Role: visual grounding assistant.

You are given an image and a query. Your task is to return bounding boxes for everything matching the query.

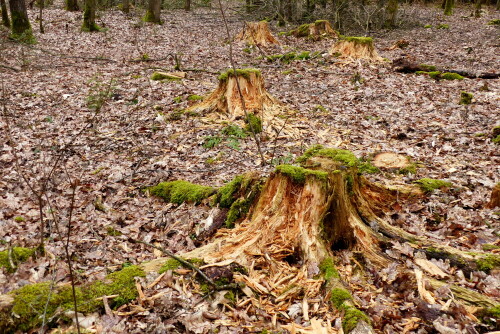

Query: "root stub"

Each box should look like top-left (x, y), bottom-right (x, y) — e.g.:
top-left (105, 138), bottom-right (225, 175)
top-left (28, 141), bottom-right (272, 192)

top-left (235, 21), bottom-right (280, 47)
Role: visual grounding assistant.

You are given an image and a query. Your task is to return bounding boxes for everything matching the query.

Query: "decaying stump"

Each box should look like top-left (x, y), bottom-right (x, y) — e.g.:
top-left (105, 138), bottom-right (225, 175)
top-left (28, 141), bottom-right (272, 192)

top-left (487, 183), bottom-right (500, 208)
top-left (329, 36), bottom-right (384, 62)
top-left (2, 146), bottom-right (498, 333)
top-left (235, 21), bottom-right (280, 46)
top-left (186, 68), bottom-right (284, 127)
top-left (290, 20), bottom-right (338, 40)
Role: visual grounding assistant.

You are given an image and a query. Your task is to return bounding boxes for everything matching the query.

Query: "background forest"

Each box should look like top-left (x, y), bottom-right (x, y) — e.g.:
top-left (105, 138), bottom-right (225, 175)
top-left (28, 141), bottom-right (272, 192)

top-left (0, 0), bottom-right (499, 332)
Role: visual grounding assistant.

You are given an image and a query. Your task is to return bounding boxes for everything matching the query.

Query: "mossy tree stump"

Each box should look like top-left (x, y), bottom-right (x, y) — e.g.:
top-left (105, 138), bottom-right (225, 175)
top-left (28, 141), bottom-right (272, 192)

top-left (186, 68), bottom-right (284, 128)
top-left (329, 36), bottom-right (384, 62)
top-left (235, 21), bottom-right (280, 47)
top-left (290, 20), bottom-right (338, 40)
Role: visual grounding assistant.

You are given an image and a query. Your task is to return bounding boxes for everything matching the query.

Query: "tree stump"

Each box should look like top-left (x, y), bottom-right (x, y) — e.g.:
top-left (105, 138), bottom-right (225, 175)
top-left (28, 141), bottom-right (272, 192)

top-left (329, 37), bottom-right (384, 62)
top-left (290, 20), bottom-right (338, 40)
top-left (486, 183), bottom-right (500, 209)
top-left (186, 68), bottom-right (283, 126)
top-left (235, 21), bottom-right (280, 47)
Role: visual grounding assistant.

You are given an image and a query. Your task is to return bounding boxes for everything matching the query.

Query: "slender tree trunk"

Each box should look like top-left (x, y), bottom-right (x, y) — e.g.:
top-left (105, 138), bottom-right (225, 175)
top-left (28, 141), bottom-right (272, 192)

top-left (184, 0), bottom-right (190, 11)
top-left (474, 0), bottom-right (484, 17)
top-left (38, 0), bottom-right (43, 33)
top-left (1, 0), bottom-right (10, 27)
top-left (82, 0), bottom-right (99, 31)
top-left (444, 0), bottom-right (453, 15)
top-left (143, 0), bottom-right (160, 23)
top-left (8, 0), bottom-right (32, 35)
top-left (384, 0), bottom-right (398, 28)
top-left (122, 0), bottom-right (129, 13)
top-left (65, 0), bottom-right (79, 11)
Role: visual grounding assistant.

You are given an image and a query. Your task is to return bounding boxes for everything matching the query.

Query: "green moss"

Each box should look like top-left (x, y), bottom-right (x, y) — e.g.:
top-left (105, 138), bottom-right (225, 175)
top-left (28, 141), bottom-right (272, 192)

top-left (441, 72), bottom-right (464, 80)
top-left (320, 258), bottom-right (340, 281)
top-left (225, 198), bottom-right (249, 228)
top-left (418, 64), bottom-right (436, 71)
top-left (245, 113), bottom-right (262, 133)
top-left (493, 135), bottom-right (500, 144)
top-left (341, 36), bottom-right (373, 44)
top-left (266, 51), bottom-right (312, 64)
top-left (459, 91), bottom-right (473, 105)
top-left (173, 96), bottom-right (183, 103)
top-left (216, 175), bottom-right (245, 208)
top-left (297, 145), bottom-right (357, 166)
top-left (398, 163), bottom-right (417, 175)
top-left (158, 258), bottom-right (182, 273)
top-left (7, 266), bottom-right (144, 332)
top-left (291, 23), bottom-right (311, 37)
top-left (342, 306), bottom-right (370, 333)
top-left (476, 254), bottom-right (500, 273)
top-left (0, 247), bottom-right (36, 272)
top-left (492, 126), bottom-right (500, 138)
top-left (151, 72), bottom-right (182, 81)
top-left (13, 216), bottom-right (25, 222)
top-left (275, 165), bottom-right (328, 184)
top-left (10, 28), bottom-right (36, 44)
top-left (330, 288), bottom-right (352, 309)
top-left (142, 10), bottom-right (161, 24)
top-left (437, 23), bottom-right (449, 29)
top-left (428, 71), bottom-right (442, 80)
top-left (217, 68), bottom-right (261, 82)
top-left (149, 180), bottom-right (215, 204)
top-left (424, 24), bottom-right (432, 28)
top-left (415, 178), bottom-right (452, 192)
top-left (487, 19), bottom-right (500, 25)
top-left (106, 227), bottom-right (122, 236)
top-left (187, 94), bottom-right (203, 101)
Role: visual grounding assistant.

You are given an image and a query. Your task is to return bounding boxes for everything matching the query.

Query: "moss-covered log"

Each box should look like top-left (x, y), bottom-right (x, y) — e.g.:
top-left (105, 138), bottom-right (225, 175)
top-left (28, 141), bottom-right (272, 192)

top-left (235, 21), bottom-right (279, 46)
top-left (329, 36), bottom-right (384, 62)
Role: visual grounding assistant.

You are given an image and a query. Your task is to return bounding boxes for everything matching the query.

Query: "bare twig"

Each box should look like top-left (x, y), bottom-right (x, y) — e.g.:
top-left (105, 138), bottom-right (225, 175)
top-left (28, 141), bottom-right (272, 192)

top-left (216, 0), bottom-right (266, 166)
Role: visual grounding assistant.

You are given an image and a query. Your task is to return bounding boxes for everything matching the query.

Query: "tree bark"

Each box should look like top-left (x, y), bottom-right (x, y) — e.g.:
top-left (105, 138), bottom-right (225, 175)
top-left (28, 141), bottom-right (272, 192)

top-left (82, 0), bottom-right (99, 31)
top-left (143, 0), bottom-right (161, 23)
top-left (8, 0), bottom-right (31, 35)
top-left (444, 0), bottom-right (454, 15)
top-left (65, 0), bottom-right (78, 11)
top-left (184, 0), bottom-right (190, 11)
top-left (1, 0), bottom-right (10, 27)
top-left (384, 0), bottom-right (398, 28)
top-left (121, 0), bottom-right (129, 13)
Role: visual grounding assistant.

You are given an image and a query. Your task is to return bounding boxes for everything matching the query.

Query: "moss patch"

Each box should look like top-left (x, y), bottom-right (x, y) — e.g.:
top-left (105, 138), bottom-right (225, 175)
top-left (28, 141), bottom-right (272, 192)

top-left (217, 68), bottom-right (261, 82)
top-left (415, 178), bottom-right (452, 192)
top-left (216, 175), bottom-right (245, 208)
top-left (151, 72), bottom-right (182, 81)
top-left (187, 94), bottom-right (203, 101)
top-left (487, 19), bottom-right (500, 25)
top-left (441, 72), bottom-right (464, 80)
top-left (341, 36), bottom-right (373, 44)
top-left (459, 91), bottom-right (473, 105)
top-left (482, 244), bottom-right (500, 251)
top-left (476, 254), bottom-right (500, 273)
top-left (149, 180), bottom-right (215, 204)
top-left (319, 257), bottom-right (340, 281)
top-left (330, 288), bottom-right (352, 309)
top-left (275, 165), bottom-right (328, 184)
top-left (418, 64), bottom-right (436, 71)
top-left (6, 266), bottom-right (144, 332)
top-left (342, 306), bottom-right (371, 333)
top-left (297, 145), bottom-right (378, 174)
top-left (0, 247), bottom-right (36, 272)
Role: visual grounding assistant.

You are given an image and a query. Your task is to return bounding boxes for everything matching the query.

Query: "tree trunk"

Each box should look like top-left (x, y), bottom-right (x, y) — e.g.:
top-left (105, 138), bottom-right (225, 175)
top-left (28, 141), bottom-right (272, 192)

top-left (122, 0), bottom-right (129, 13)
top-left (65, 0), bottom-right (78, 11)
top-left (184, 0), bottom-right (190, 11)
top-left (384, 0), bottom-right (398, 28)
top-left (8, 0), bottom-right (32, 36)
top-left (81, 0), bottom-right (99, 31)
top-left (1, 0), bottom-right (10, 28)
top-left (143, 0), bottom-right (161, 23)
top-left (444, 0), bottom-right (453, 15)
top-left (474, 0), bottom-right (484, 17)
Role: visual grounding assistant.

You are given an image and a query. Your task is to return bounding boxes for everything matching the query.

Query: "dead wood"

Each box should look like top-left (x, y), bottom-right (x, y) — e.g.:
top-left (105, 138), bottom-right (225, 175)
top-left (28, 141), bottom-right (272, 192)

top-left (290, 20), bottom-right (338, 41)
top-left (329, 37), bottom-right (384, 62)
top-left (235, 21), bottom-right (280, 47)
top-left (486, 183), bottom-right (500, 209)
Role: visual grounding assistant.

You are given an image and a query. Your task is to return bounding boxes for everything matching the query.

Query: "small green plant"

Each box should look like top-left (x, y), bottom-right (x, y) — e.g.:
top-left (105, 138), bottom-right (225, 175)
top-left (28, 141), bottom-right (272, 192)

top-left (203, 136), bottom-right (223, 149)
top-left (487, 19), bottom-right (500, 25)
top-left (106, 227), bottom-right (122, 236)
top-left (86, 76), bottom-right (116, 111)
top-left (173, 96), bottom-right (183, 103)
top-left (187, 94), bottom-right (203, 101)
top-left (141, 53), bottom-right (150, 60)
top-left (351, 72), bottom-right (364, 85)
top-left (245, 113), bottom-right (262, 133)
top-left (14, 216), bottom-right (25, 222)
top-left (437, 24), bottom-right (449, 29)
top-left (424, 24), bottom-right (432, 28)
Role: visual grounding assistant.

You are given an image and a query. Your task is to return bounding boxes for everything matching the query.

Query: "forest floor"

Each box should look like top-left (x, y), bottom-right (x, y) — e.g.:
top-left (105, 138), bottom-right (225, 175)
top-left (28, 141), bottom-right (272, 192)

top-left (0, 1), bottom-right (499, 333)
